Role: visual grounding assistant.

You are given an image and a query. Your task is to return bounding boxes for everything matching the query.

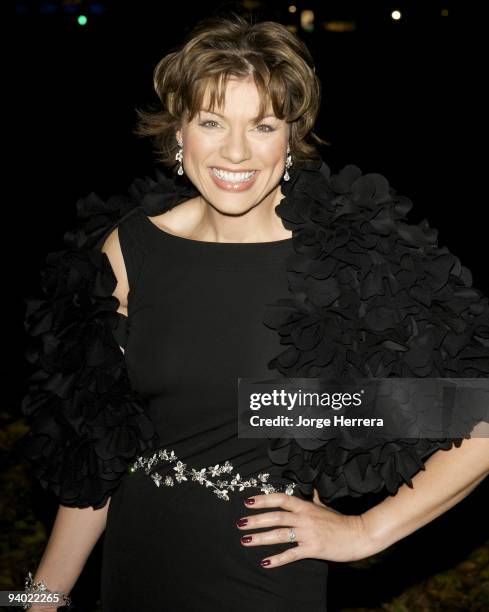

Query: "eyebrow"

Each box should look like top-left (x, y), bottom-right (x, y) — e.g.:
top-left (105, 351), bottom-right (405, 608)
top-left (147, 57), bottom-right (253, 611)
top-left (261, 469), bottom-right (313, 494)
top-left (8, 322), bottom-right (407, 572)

top-left (200, 110), bottom-right (276, 120)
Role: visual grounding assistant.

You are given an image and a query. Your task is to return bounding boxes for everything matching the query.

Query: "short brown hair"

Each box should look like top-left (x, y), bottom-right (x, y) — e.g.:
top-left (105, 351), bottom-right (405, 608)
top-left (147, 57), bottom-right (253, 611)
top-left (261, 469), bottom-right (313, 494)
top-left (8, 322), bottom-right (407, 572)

top-left (133, 13), bottom-right (330, 172)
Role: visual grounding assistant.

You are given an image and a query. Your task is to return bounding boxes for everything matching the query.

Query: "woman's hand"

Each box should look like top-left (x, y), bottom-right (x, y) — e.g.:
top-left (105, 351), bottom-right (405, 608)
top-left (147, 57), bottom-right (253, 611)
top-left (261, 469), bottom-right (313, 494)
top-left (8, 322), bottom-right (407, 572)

top-left (236, 489), bottom-right (378, 568)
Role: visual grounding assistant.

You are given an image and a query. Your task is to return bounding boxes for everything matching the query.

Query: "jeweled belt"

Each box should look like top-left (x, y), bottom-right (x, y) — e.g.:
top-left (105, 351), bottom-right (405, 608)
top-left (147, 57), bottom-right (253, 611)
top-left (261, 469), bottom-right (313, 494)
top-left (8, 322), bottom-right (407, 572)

top-left (129, 448), bottom-right (298, 501)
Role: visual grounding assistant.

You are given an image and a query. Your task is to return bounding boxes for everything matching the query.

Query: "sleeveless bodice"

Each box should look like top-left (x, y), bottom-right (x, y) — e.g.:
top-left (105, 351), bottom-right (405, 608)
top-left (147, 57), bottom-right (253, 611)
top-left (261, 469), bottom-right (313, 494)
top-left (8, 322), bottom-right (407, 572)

top-left (118, 206), bottom-right (295, 475)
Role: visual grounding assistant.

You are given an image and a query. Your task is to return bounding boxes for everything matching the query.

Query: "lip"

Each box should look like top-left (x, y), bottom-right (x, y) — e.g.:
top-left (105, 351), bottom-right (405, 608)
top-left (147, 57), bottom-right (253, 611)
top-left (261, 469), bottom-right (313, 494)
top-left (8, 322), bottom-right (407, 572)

top-left (210, 166), bottom-right (258, 172)
top-left (209, 167), bottom-right (259, 192)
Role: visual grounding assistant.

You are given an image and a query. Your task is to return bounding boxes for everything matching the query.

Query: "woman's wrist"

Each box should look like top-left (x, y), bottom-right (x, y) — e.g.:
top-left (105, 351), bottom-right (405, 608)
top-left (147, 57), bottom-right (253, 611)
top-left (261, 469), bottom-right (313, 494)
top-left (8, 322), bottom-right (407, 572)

top-left (23, 572), bottom-right (72, 610)
top-left (357, 512), bottom-right (390, 559)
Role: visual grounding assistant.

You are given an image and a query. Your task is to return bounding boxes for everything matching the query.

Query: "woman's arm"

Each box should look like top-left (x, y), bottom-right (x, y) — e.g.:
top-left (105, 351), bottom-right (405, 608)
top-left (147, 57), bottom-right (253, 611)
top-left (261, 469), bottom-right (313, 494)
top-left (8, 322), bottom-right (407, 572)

top-left (360, 434), bottom-right (489, 556)
top-left (29, 229), bottom-right (127, 608)
top-left (29, 500), bottom-right (110, 610)
top-left (236, 434), bottom-right (489, 568)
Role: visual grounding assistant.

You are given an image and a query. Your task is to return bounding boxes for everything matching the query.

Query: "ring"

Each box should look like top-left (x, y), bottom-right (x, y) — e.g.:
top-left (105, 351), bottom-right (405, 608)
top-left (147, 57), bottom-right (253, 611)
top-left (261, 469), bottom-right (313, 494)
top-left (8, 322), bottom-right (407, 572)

top-left (288, 528), bottom-right (296, 543)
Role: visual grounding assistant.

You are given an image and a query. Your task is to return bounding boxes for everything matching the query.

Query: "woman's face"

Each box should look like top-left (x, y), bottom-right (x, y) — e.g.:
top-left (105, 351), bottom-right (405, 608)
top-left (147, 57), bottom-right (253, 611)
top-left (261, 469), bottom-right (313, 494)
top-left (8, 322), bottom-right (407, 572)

top-left (176, 76), bottom-right (290, 215)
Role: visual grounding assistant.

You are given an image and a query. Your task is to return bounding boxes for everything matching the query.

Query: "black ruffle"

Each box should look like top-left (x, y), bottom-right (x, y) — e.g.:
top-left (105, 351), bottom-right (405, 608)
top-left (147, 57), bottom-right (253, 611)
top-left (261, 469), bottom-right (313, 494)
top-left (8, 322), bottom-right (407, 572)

top-left (20, 182), bottom-right (165, 509)
top-left (264, 159), bottom-right (489, 504)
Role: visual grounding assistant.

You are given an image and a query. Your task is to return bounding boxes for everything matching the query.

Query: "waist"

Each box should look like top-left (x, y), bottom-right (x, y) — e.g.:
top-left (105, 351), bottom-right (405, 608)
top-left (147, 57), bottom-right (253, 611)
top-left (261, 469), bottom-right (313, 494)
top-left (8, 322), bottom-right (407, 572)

top-left (129, 446), bottom-right (298, 502)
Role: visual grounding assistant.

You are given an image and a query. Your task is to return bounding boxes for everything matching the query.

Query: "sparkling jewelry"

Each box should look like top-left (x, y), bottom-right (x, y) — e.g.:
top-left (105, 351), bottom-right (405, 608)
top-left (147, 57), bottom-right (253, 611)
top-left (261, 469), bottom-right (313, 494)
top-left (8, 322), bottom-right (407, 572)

top-left (129, 448), bottom-right (298, 501)
top-left (283, 144), bottom-right (293, 182)
top-left (175, 138), bottom-right (184, 175)
top-left (288, 527), bottom-right (297, 543)
top-left (23, 572), bottom-right (71, 610)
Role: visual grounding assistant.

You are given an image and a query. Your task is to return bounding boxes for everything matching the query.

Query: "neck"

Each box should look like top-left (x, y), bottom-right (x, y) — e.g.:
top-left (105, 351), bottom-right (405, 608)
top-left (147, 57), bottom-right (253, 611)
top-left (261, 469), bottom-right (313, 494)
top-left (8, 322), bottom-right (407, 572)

top-left (186, 183), bottom-right (292, 243)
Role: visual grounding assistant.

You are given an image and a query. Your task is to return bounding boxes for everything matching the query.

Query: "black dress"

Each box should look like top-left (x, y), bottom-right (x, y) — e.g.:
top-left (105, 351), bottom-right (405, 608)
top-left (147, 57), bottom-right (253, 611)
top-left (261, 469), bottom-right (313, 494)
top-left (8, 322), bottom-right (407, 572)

top-left (101, 207), bottom-right (329, 611)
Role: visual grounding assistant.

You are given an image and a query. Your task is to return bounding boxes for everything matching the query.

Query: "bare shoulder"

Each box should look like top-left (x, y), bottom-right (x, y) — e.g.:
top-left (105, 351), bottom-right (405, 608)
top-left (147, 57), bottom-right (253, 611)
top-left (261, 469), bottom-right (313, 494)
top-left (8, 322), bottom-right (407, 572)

top-left (149, 196), bottom-right (202, 237)
top-left (101, 227), bottom-right (129, 316)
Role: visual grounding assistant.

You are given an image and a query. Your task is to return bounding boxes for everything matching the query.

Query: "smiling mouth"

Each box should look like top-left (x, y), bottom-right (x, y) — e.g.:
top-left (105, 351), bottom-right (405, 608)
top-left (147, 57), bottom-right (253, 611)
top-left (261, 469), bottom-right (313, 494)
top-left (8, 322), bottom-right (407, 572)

top-left (211, 167), bottom-right (258, 183)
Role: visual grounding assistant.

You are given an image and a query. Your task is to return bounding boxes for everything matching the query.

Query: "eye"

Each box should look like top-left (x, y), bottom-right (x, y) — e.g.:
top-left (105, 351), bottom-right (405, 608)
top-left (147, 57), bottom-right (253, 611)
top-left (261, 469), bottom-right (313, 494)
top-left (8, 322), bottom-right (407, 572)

top-left (199, 120), bottom-right (220, 129)
top-left (256, 124), bottom-right (276, 133)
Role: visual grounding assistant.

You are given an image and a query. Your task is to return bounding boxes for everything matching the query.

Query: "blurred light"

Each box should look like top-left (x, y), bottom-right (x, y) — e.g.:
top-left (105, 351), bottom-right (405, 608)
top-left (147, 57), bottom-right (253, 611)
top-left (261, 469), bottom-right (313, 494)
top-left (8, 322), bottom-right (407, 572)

top-left (391, 10), bottom-right (402, 21)
top-left (288, 5), bottom-right (297, 13)
top-left (441, 8), bottom-right (449, 17)
top-left (300, 10), bottom-right (314, 32)
top-left (286, 25), bottom-right (298, 33)
top-left (77, 14), bottom-right (88, 26)
top-left (89, 3), bottom-right (106, 14)
top-left (243, 0), bottom-right (261, 9)
top-left (40, 3), bottom-right (57, 13)
top-left (323, 20), bottom-right (357, 33)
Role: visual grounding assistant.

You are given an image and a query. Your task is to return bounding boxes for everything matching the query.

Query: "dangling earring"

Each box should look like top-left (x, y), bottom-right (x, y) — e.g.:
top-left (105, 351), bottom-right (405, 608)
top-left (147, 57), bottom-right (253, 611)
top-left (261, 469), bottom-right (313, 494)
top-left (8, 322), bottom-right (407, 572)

top-left (176, 138), bottom-right (184, 176)
top-left (283, 144), bottom-right (292, 182)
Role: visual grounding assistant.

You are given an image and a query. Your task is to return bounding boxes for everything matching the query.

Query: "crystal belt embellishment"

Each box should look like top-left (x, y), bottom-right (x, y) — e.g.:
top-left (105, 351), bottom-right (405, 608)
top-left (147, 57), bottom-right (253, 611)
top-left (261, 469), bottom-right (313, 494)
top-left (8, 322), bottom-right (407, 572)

top-left (129, 448), bottom-right (298, 501)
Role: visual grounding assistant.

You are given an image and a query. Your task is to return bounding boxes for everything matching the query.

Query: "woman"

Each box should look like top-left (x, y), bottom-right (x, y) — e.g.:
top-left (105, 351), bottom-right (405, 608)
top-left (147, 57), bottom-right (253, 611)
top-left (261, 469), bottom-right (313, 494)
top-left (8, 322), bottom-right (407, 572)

top-left (20, 13), bottom-right (489, 612)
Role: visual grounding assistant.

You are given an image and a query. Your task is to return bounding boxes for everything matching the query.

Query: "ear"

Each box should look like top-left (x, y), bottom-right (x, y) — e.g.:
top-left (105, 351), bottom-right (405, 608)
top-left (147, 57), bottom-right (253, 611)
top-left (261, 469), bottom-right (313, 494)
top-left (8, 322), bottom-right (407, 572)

top-left (176, 129), bottom-right (182, 144)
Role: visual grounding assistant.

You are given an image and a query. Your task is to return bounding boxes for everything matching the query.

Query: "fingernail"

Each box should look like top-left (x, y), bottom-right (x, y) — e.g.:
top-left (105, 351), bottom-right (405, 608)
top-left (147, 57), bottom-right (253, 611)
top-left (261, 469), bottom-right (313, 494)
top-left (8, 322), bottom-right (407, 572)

top-left (236, 518), bottom-right (248, 527)
top-left (245, 497), bottom-right (255, 505)
top-left (260, 559), bottom-right (270, 567)
top-left (241, 536), bottom-right (252, 543)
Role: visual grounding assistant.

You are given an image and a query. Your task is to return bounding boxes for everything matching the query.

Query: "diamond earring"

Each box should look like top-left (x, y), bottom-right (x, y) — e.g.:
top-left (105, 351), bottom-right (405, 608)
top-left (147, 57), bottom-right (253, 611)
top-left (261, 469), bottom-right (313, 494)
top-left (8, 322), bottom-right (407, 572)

top-left (284, 144), bottom-right (292, 182)
top-left (176, 138), bottom-right (184, 176)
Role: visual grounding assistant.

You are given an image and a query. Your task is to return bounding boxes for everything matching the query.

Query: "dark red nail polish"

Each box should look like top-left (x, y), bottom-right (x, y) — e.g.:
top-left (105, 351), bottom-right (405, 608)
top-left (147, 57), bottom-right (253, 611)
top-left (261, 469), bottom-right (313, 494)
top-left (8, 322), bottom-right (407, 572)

top-left (245, 497), bottom-right (255, 505)
top-left (260, 559), bottom-right (270, 567)
top-left (241, 536), bottom-right (252, 543)
top-left (236, 518), bottom-right (248, 527)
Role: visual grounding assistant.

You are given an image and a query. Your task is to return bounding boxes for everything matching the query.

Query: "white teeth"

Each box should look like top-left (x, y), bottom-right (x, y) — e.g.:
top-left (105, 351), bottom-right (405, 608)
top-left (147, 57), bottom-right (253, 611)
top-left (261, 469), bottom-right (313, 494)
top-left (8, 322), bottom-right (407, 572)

top-left (212, 168), bottom-right (256, 182)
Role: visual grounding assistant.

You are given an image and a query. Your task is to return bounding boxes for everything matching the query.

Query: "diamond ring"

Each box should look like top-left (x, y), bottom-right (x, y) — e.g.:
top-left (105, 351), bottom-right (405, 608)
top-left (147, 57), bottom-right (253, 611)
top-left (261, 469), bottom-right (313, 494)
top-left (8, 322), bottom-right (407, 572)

top-left (288, 528), bottom-right (296, 543)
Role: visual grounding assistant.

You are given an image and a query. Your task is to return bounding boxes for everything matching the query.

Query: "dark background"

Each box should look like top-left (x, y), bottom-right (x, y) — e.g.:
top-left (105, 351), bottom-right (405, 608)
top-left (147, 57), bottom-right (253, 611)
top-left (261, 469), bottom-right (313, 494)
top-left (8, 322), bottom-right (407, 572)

top-left (7, 1), bottom-right (488, 611)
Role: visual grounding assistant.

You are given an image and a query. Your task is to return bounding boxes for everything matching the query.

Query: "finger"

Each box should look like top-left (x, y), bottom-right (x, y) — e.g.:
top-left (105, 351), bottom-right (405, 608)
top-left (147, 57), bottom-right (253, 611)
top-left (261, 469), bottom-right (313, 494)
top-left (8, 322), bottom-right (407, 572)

top-left (236, 510), bottom-right (299, 531)
top-left (260, 545), bottom-right (303, 569)
top-left (240, 526), bottom-right (303, 548)
top-left (244, 492), bottom-right (304, 513)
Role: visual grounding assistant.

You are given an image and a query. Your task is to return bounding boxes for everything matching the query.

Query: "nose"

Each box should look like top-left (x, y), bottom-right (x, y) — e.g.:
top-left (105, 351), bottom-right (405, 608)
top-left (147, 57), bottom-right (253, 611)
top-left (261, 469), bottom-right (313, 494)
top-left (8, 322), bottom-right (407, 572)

top-left (219, 128), bottom-right (252, 164)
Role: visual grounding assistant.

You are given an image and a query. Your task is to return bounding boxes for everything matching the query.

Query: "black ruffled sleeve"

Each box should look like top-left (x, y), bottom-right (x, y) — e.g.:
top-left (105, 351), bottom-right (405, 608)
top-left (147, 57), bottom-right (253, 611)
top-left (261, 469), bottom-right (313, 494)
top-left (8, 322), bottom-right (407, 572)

top-left (19, 186), bottom-right (161, 509)
top-left (265, 160), bottom-right (489, 504)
